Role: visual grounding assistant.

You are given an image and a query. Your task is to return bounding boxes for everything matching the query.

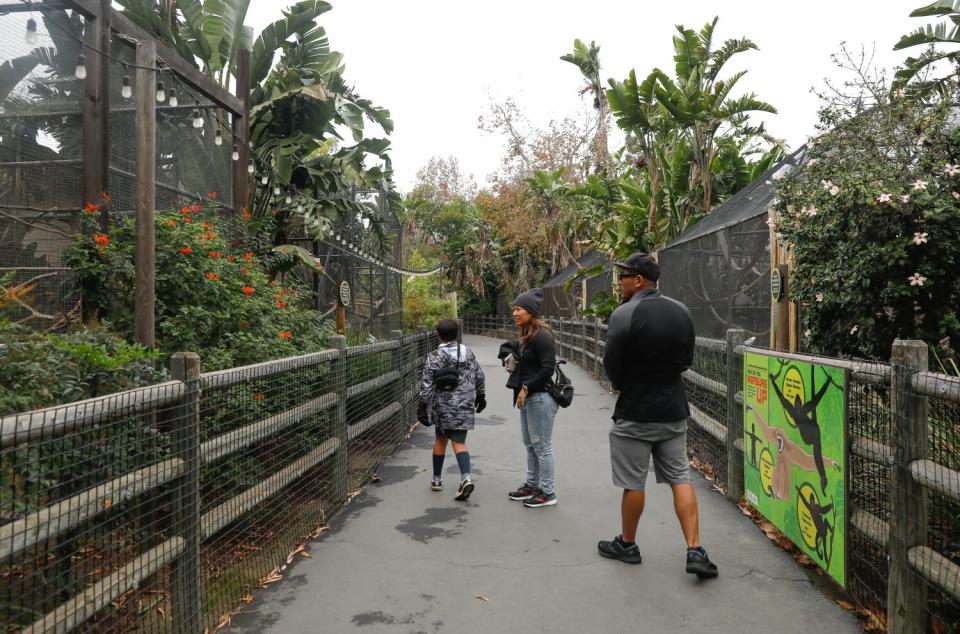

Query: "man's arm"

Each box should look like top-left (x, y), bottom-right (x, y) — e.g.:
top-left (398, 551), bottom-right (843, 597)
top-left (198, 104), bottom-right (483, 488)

top-left (603, 305), bottom-right (632, 391)
top-left (419, 352), bottom-right (437, 403)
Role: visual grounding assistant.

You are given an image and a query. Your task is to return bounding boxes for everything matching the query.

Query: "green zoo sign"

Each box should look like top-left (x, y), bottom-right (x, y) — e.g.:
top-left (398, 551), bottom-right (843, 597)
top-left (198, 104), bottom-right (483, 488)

top-left (743, 351), bottom-right (849, 587)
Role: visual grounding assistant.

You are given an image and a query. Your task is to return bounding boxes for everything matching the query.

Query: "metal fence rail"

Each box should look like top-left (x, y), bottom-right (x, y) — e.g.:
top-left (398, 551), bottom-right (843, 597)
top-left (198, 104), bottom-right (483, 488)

top-left (0, 331), bottom-right (432, 632)
top-left (463, 316), bottom-right (960, 634)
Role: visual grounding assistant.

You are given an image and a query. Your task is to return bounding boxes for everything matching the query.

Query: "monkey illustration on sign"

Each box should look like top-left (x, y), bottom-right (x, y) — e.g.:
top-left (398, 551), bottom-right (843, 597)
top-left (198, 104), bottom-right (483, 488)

top-left (796, 484), bottom-right (836, 569)
top-left (746, 404), bottom-right (840, 500)
top-left (769, 360), bottom-right (842, 494)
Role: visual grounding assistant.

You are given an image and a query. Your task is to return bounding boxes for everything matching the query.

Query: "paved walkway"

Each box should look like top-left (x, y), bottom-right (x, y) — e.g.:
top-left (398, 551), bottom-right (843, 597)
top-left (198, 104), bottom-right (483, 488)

top-left (230, 335), bottom-right (860, 634)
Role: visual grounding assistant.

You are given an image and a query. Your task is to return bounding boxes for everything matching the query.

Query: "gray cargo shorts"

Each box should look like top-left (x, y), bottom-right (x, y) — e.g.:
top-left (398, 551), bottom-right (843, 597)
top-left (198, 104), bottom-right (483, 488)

top-left (609, 418), bottom-right (690, 490)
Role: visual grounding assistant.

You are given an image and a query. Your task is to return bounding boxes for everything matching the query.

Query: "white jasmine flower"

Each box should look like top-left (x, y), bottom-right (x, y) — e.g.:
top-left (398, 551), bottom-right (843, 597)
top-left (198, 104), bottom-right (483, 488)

top-left (912, 232), bottom-right (929, 245)
top-left (877, 193), bottom-right (892, 203)
top-left (908, 273), bottom-right (927, 286)
top-left (912, 179), bottom-right (928, 190)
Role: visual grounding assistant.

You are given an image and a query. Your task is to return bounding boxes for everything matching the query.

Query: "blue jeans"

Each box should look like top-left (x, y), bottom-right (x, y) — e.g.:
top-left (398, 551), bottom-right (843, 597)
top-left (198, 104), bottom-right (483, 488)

top-left (520, 392), bottom-right (559, 495)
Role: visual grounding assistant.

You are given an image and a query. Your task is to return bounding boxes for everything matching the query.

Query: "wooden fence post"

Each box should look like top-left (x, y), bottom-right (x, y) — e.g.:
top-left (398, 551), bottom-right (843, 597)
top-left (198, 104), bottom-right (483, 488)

top-left (134, 40), bottom-right (156, 348)
top-left (592, 317), bottom-right (601, 377)
top-left (332, 335), bottom-right (349, 504)
top-left (725, 329), bottom-right (746, 504)
top-left (170, 352), bottom-right (201, 632)
top-left (888, 339), bottom-right (929, 634)
top-left (557, 318), bottom-right (565, 359)
top-left (391, 330), bottom-right (405, 441)
top-left (232, 47), bottom-right (251, 215)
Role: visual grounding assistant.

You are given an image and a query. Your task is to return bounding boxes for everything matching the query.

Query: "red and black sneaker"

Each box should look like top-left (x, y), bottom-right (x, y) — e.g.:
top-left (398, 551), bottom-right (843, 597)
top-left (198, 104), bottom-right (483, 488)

top-left (523, 490), bottom-right (557, 508)
top-left (508, 482), bottom-right (537, 501)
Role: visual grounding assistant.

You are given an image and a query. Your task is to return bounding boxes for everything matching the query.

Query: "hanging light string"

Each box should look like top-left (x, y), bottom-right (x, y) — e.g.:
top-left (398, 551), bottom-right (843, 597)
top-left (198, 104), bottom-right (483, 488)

top-left (320, 232), bottom-right (441, 276)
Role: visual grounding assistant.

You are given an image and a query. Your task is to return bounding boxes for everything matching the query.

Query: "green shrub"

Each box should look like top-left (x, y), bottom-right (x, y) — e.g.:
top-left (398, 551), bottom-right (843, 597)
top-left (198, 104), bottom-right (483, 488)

top-left (774, 87), bottom-right (960, 363)
top-left (0, 321), bottom-right (165, 416)
top-left (65, 203), bottom-right (335, 370)
top-left (402, 250), bottom-right (456, 332)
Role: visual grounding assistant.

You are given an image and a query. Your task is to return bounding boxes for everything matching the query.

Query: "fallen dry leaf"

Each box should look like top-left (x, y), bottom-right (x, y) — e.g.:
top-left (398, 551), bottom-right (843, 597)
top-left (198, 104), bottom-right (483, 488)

top-left (102, 498), bottom-right (112, 510)
top-left (243, 594), bottom-right (253, 604)
top-left (836, 600), bottom-right (854, 610)
top-left (300, 550), bottom-right (312, 558)
top-left (215, 613), bottom-right (231, 631)
top-left (370, 474), bottom-right (382, 483)
top-left (474, 595), bottom-right (489, 603)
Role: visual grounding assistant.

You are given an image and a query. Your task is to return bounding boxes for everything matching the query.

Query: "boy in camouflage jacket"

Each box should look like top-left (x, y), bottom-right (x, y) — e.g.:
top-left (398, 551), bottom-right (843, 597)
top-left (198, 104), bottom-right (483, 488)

top-left (417, 319), bottom-right (486, 501)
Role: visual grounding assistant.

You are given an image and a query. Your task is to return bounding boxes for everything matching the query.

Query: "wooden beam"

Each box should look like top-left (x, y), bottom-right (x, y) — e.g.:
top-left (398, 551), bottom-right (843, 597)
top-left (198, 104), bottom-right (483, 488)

top-left (0, 458), bottom-right (183, 562)
top-left (200, 349), bottom-right (338, 388)
top-left (851, 507), bottom-right (890, 549)
top-left (689, 404), bottom-right (726, 443)
top-left (683, 369), bottom-right (726, 397)
top-left (22, 537), bottom-right (185, 634)
top-left (908, 545), bottom-right (960, 604)
top-left (911, 371), bottom-right (960, 402)
top-left (134, 40), bottom-right (156, 348)
top-left (910, 458), bottom-right (960, 502)
top-left (349, 402), bottom-right (401, 440)
top-left (851, 436), bottom-right (894, 465)
top-left (200, 393), bottom-right (337, 464)
top-left (347, 372), bottom-right (400, 399)
top-left (232, 47), bottom-right (251, 214)
top-left (64, 0), bottom-right (244, 114)
top-left (0, 381), bottom-right (184, 448)
top-left (201, 437), bottom-right (340, 539)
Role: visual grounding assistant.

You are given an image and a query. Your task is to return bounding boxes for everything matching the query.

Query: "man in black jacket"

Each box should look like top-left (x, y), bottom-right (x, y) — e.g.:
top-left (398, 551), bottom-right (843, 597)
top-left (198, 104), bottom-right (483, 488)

top-left (596, 253), bottom-right (718, 578)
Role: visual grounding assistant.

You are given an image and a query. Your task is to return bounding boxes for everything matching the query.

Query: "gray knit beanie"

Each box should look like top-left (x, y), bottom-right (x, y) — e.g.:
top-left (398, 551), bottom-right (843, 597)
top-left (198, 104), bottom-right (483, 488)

top-left (513, 288), bottom-right (544, 318)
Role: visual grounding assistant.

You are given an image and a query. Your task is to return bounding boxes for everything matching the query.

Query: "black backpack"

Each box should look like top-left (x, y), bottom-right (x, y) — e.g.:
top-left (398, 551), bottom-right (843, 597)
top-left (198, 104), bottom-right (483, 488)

top-left (547, 359), bottom-right (574, 407)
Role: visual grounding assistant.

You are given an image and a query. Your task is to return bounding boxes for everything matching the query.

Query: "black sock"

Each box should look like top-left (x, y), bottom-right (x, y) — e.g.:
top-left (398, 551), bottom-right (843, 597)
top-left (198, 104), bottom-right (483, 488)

top-left (688, 546), bottom-right (705, 554)
top-left (432, 453), bottom-right (444, 479)
top-left (455, 451), bottom-right (470, 480)
top-left (619, 536), bottom-right (635, 547)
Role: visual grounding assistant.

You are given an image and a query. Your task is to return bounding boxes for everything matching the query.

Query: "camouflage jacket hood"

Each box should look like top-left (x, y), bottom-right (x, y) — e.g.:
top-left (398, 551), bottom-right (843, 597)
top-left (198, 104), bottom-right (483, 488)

top-left (419, 342), bottom-right (486, 430)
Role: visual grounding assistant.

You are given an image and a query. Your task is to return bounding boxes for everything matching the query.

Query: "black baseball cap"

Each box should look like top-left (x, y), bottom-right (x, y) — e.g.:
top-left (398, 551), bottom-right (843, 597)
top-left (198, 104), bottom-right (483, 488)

top-left (614, 252), bottom-right (660, 281)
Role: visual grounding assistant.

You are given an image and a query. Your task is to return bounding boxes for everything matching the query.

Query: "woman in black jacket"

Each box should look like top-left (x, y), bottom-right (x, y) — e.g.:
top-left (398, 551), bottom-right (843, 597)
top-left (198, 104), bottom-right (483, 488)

top-left (502, 288), bottom-right (559, 508)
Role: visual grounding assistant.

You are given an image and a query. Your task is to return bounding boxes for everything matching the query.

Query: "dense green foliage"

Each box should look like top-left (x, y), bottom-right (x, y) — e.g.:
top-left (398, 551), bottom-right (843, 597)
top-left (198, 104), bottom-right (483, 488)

top-left (774, 86), bottom-right (960, 363)
top-left (401, 250), bottom-right (456, 331)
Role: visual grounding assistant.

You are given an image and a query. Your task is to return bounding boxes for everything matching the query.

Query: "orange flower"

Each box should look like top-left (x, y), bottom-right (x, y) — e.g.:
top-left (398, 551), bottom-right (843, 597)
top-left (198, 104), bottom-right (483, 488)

top-left (167, 219), bottom-right (177, 227)
top-left (240, 266), bottom-right (249, 275)
top-left (179, 247), bottom-right (193, 255)
top-left (226, 255), bottom-right (235, 262)
top-left (100, 191), bottom-right (110, 201)
top-left (83, 202), bottom-right (97, 213)
top-left (241, 285), bottom-right (255, 295)
top-left (191, 204), bottom-right (201, 213)
top-left (209, 191), bottom-right (218, 200)
top-left (254, 393), bottom-right (264, 401)
top-left (242, 208), bottom-right (252, 221)
top-left (180, 206), bottom-right (190, 215)
top-left (201, 222), bottom-right (213, 229)
top-left (208, 250), bottom-right (221, 259)
top-left (203, 231), bottom-right (217, 240)
top-left (276, 301), bottom-right (287, 309)
top-left (278, 330), bottom-right (292, 340)
top-left (184, 218), bottom-right (192, 224)
top-left (93, 233), bottom-right (109, 248)
top-left (238, 321), bottom-right (248, 329)
top-left (243, 251), bottom-right (255, 261)
top-left (206, 272), bottom-right (220, 281)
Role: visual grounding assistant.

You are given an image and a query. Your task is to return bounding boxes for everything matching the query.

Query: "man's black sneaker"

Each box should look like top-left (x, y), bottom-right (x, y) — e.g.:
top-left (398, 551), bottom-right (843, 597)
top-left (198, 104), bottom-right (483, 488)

top-left (430, 479), bottom-right (442, 492)
top-left (523, 490), bottom-right (557, 507)
top-left (686, 547), bottom-right (718, 578)
top-left (455, 478), bottom-right (474, 501)
top-left (508, 483), bottom-right (537, 501)
top-left (598, 535), bottom-right (642, 564)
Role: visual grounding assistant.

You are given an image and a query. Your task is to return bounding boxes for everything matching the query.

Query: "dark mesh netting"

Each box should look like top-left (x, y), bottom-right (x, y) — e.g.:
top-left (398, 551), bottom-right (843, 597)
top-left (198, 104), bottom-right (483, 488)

top-left (0, 6), bottom-right (86, 326)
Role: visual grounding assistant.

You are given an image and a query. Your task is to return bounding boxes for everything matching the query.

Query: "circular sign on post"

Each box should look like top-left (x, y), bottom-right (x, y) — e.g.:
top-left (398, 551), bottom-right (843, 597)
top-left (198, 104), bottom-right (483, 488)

top-left (770, 268), bottom-right (783, 303)
top-left (339, 281), bottom-right (351, 307)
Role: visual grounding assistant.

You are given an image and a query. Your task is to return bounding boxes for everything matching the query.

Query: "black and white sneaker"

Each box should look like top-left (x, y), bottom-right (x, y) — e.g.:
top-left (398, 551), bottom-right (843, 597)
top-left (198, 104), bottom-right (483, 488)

top-left (430, 478), bottom-right (442, 492)
top-left (598, 535), bottom-right (643, 564)
top-left (508, 483), bottom-right (537, 501)
top-left (523, 490), bottom-right (557, 508)
top-left (455, 478), bottom-right (475, 501)
top-left (686, 547), bottom-right (718, 578)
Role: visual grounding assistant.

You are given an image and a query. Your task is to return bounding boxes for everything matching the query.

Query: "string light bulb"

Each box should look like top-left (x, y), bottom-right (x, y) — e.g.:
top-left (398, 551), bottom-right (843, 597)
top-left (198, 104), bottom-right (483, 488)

top-left (214, 129), bottom-right (223, 146)
top-left (296, 203), bottom-right (304, 213)
top-left (247, 160), bottom-right (255, 174)
top-left (120, 76), bottom-right (132, 99)
top-left (285, 192), bottom-right (292, 204)
top-left (25, 18), bottom-right (37, 45)
top-left (75, 54), bottom-right (86, 80)
top-left (232, 145), bottom-right (240, 161)
top-left (273, 185), bottom-right (281, 196)
top-left (156, 81), bottom-right (165, 103)
top-left (168, 89), bottom-right (178, 108)
top-left (192, 108), bottom-right (203, 129)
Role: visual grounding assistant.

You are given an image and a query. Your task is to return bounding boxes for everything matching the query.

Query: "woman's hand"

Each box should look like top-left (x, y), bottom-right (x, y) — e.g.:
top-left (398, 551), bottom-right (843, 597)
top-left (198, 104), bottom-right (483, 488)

top-left (516, 385), bottom-right (528, 409)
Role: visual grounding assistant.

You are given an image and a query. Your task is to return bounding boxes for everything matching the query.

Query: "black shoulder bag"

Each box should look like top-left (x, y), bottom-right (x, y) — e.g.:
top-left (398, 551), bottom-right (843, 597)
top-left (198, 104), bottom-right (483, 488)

top-left (547, 359), bottom-right (574, 407)
top-left (433, 340), bottom-right (462, 391)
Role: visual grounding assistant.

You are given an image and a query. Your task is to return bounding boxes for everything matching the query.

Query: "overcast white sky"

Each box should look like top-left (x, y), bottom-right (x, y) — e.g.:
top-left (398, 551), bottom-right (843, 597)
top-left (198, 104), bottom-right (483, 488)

top-left (247, 0), bottom-right (922, 192)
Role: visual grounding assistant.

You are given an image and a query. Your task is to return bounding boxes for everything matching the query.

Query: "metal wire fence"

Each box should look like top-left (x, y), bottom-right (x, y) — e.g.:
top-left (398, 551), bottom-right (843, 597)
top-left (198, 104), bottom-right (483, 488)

top-left (463, 316), bottom-right (960, 633)
top-left (0, 331), bottom-right (431, 632)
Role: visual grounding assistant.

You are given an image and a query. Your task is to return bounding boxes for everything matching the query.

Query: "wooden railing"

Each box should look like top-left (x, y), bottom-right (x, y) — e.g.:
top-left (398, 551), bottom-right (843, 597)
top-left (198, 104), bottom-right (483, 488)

top-left (0, 332), bottom-right (432, 633)
top-left (463, 316), bottom-right (960, 634)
